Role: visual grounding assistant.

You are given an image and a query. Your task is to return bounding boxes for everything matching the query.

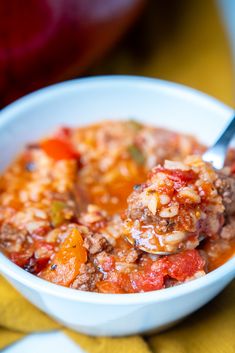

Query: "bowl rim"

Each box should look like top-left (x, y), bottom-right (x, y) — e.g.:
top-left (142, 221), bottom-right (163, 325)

top-left (0, 75), bottom-right (234, 305)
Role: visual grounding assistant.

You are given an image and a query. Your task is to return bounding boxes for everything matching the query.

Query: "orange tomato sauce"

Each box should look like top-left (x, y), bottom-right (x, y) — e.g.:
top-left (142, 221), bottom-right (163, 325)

top-left (0, 120), bottom-right (234, 293)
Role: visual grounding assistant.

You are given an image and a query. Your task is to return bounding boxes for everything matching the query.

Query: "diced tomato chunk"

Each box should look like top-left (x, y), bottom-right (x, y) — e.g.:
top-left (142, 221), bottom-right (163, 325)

top-left (96, 250), bottom-right (205, 293)
top-left (159, 250), bottom-right (205, 282)
top-left (168, 169), bottom-right (197, 183)
top-left (41, 138), bottom-right (78, 161)
top-left (9, 241), bottom-right (54, 273)
top-left (152, 167), bottom-right (197, 188)
top-left (130, 270), bottom-right (165, 292)
top-left (10, 250), bottom-right (33, 267)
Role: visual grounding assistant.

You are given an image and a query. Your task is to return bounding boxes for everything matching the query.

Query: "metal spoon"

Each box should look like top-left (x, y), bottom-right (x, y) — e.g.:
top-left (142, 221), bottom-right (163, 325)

top-left (203, 114), bottom-right (235, 168)
top-left (127, 114), bottom-right (235, 255)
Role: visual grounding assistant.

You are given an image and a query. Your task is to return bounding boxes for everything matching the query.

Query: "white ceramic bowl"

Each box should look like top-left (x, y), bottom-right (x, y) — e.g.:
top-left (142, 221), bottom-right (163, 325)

top-left (0, 76), bottom-right (234, 337)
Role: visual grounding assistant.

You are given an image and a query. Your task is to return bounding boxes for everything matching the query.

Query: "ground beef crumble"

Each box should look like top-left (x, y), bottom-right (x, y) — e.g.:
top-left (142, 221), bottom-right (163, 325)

top-left (70, 263), bottom-right (103, 291)
top-left (220, 216), bottom-right (235, 240)
top-left (0, 223), bottom-right (28, 252)
top-left (215, 170), bottom-right (235, 215)
top-left (83, 232), bottom-right (113, 255)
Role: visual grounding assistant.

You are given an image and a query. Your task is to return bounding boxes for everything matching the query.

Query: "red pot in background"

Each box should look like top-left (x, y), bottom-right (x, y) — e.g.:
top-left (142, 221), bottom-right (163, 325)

top-left (0, 0), bottom-right (145, 106)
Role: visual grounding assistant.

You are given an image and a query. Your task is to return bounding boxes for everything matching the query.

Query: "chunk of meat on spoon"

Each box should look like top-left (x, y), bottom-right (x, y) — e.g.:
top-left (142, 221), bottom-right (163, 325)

top-left (123, 156), bottom-right (234, 254)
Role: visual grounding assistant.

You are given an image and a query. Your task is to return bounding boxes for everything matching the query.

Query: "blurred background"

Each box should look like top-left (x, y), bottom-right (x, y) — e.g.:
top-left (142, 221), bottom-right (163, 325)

top-left (0, 0), bottom-right (234, 108)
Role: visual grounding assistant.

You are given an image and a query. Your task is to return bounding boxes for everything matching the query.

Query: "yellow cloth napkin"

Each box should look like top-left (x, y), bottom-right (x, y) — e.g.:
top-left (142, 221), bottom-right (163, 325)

top-left (1, 0), bottom-right (234, 351)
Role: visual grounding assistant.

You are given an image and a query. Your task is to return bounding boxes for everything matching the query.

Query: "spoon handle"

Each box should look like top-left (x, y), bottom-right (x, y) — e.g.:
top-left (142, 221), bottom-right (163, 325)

top-left (203, 114), bottom-right (235, 169)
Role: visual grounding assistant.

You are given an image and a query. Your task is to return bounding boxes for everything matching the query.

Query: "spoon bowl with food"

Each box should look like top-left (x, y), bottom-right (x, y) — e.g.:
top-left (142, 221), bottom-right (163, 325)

top-left (124, 116), bottom-right (235, 255)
